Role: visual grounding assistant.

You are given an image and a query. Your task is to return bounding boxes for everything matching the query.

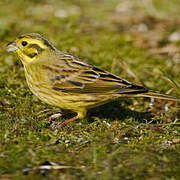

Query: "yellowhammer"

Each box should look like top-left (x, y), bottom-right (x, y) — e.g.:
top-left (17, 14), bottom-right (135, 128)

top-left (7, 33), bottom-right (180, 127)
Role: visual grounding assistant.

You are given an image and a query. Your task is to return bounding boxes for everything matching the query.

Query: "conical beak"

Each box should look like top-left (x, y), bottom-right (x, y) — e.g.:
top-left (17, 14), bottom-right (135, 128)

top-left (7, 41), bottom-right (18, 52)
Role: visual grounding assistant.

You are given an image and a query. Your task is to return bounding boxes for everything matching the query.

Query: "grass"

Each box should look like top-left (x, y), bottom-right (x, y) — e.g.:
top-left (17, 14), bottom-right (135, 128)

top-left (0, 0), bottom-right (180, 179)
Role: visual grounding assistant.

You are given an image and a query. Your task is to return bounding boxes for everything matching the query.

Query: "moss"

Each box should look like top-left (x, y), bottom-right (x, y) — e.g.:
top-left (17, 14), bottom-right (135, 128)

top-left (0, 0), bottom-right (180, 179)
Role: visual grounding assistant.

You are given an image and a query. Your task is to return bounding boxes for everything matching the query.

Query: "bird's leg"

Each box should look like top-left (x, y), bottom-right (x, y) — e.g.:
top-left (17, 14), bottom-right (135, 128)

top-left (51, 109), bottom-right (87, 129)
top-left (57, 115), bottom-right (79, 129)
top-left (50, 115), bottom-right (78, 130)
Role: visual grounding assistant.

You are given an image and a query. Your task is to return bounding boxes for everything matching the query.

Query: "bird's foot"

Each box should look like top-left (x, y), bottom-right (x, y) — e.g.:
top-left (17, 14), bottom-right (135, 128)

top-left (50, 121), bottom-right (66, 130)
top-left (50, 115), bottom-right (79, 130)
top-left (48, 113), bottom-right (64, 129)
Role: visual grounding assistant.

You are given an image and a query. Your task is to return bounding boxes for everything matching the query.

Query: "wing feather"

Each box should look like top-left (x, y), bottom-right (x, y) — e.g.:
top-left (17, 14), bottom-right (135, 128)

top-left (43, 54), bottom-right (147, 94)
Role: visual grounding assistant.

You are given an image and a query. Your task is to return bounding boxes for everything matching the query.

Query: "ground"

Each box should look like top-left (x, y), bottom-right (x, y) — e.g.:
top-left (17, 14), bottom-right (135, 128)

top-left (0, 0), bottom-right (180, 179)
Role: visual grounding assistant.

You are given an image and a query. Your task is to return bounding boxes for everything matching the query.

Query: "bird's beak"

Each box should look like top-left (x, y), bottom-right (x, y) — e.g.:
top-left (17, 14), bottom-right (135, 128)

top-left (7, 41), bottom-right (18, 52)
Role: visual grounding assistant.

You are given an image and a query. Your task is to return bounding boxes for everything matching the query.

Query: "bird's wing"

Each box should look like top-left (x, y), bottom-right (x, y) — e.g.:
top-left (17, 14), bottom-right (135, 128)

top-left (43, 54), bottom-right (148, 94)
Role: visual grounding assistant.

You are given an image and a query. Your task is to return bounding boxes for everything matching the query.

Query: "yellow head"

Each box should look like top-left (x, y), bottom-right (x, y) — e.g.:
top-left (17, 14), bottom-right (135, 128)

top-left (7, 33), bottom-right (56, 64)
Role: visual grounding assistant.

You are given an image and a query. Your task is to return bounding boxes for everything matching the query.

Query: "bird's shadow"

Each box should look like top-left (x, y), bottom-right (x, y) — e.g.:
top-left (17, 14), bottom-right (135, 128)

top-left (87, 100), bottom-right (152, 123)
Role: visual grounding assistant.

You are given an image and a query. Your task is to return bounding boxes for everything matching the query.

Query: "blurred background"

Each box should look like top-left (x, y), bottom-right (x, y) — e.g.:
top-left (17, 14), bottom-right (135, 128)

top-left (0, 0), bottom-right (180, 179)
top-left (1, 0), bottom-right (180, 88)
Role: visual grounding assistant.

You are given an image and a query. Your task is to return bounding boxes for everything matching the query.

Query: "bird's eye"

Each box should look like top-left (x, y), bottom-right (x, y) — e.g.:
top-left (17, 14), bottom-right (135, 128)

top-left (22, 41), bottom-right (28, 46)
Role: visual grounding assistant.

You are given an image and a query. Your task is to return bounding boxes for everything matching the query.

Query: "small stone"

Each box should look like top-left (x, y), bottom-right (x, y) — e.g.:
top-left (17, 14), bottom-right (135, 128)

top-left (168, 32), bottom-right (180, 42)
top-left (138, 24), bottom-right (148, 32)
top-left (172, 139), bottom-right (180, 143)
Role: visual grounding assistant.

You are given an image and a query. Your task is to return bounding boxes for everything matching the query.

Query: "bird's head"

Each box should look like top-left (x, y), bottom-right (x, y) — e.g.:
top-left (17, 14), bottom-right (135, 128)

top-left (7, 33), bottom-right (56, 64)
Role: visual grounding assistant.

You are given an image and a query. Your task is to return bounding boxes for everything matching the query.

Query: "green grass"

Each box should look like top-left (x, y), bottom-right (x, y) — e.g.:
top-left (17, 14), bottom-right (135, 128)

top-left (0, 0), bottom-right (180, 179)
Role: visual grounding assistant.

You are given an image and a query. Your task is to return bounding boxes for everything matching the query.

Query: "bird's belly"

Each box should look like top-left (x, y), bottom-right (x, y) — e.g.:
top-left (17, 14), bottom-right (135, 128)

top-left (29, 82), bottom-right (113, 110)
top-left (25, 73), bottom-right (117, 110)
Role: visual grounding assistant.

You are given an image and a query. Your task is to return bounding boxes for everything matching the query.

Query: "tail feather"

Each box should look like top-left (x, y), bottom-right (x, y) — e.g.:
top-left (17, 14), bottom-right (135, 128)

top-left (137, 90), bottom-right (180, 101)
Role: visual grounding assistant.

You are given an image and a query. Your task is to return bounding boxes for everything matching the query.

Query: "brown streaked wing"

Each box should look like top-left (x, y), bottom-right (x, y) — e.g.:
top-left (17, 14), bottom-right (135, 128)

top-left (45, 54), bottom-right (147, 94)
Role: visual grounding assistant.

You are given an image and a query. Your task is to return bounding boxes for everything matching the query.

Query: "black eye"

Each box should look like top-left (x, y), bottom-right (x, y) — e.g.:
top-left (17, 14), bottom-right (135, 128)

top-left (22, 41), bottom-right (28, 46)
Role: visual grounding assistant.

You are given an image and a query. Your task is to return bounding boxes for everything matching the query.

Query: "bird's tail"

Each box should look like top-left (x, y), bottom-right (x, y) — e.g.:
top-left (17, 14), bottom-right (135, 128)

top-left (137, 90), bottom-right (180, 101)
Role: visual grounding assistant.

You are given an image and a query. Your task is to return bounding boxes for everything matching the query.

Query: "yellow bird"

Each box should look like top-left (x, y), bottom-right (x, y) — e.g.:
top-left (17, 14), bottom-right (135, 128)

top-left (7, 33), bottom-right (180, 127)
